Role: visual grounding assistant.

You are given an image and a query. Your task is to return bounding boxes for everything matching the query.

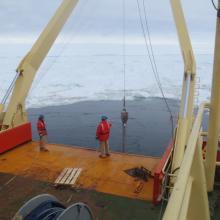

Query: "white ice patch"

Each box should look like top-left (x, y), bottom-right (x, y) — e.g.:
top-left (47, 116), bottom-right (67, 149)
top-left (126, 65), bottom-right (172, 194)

top-left (0, 42), bottom-right (213, 108)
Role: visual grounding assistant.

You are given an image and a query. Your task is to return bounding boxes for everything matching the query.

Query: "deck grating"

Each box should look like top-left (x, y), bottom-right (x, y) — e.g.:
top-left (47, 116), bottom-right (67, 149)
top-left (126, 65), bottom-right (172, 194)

top-left (55, 168), bottom-right (82, 186)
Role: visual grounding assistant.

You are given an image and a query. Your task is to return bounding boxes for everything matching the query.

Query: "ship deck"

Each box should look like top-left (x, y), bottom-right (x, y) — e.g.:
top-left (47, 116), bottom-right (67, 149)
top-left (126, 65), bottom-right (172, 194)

top-left (0, 141), bottom-right (160, 201)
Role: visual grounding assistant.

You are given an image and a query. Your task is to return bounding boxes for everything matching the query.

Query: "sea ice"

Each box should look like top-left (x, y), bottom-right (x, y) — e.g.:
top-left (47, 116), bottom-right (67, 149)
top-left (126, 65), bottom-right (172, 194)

top-left (0, 42), bottom-right (213, 108)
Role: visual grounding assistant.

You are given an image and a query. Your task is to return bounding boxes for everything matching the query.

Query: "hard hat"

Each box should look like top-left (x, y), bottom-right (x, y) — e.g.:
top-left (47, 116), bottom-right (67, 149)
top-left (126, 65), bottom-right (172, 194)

top-left (101, 115), bottom-right (108, 120)
top-left (39, 114), bottom-right (44, 120)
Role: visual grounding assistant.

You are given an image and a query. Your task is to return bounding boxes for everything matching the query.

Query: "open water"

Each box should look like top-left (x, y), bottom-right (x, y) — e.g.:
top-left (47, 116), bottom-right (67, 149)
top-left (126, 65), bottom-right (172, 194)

top-left (28, 98), bottom-right (179, 157)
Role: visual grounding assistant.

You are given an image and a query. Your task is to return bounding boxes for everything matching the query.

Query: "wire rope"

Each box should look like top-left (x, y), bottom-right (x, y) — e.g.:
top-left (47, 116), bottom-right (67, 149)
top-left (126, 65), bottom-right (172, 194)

top-left (136, 0), bottom-right (174, 138)
top-left (142, 0), bottom-right (174, 121)
top-left (121, 0), bottom-right (128, 153)
top-left (28, 0), bottom-right (90, 98)
top-left (211, 0), bottom-right (218, 10)
top-left (122, 0), bottom-right (126, 108)
top-left (1, 72), bottom-right (19, 104)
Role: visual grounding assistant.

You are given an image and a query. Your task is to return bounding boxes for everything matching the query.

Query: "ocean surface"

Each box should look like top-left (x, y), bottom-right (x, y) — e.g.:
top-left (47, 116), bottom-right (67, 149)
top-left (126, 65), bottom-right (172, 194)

top-left (28, 98), bottom-right (179, 157)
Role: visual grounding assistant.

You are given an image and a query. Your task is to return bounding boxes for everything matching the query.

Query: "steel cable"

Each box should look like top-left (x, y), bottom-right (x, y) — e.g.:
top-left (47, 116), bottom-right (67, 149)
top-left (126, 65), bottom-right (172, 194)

top-left (28, 0), bottom-right (90, 98)
top-left (211, 0), bottom-right (218, 10)
top-left (122, 0), bottom-right (126, 109)
top-left (136, 0), bottom-right (174, 138)
top-left (1, 72), bottom-right (19, 104)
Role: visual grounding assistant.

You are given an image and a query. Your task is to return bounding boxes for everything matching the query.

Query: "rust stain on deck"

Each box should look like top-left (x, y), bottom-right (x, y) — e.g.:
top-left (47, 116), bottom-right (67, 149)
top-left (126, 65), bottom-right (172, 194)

top-left (0, 141), bottom-right (160, 201)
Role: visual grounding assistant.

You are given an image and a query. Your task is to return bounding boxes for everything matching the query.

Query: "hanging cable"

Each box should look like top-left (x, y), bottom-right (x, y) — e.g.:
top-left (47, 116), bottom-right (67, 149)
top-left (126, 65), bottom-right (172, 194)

top-left (142, 0), bottom-right (174, 124)
top-left (121, 0), bottom-right (129, 152)
top-left (142, 0), bottom-right (173, 116)
top-left (142, 0), bottom-right (160, 85)
top-left (1, 72), bottom-right (19, 105)
top-left (211, 0), bottom-right (218, 10)
top-left (136, 0), bottom-right (174, 138)
top-left (122, 0), bottom-right (126, 107)
top-left (28, 0), bottom-right (90, 98)
top-left (211, 0), bottom-right (220, 17)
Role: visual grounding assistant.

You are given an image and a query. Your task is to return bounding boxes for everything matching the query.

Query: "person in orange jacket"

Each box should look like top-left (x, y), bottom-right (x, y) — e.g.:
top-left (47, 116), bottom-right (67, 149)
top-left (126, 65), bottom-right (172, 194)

top-left (96, 115), bottom-right (112, 158)
top-left (37, 115), bottom-right (49, 152)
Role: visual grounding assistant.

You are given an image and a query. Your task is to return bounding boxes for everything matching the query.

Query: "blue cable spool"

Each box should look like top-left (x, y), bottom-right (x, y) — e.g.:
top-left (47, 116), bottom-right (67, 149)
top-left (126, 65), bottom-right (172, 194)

top-left (13, 194), bottom-right (93, 220)
top-left (25, 200), bottom-right (65, 220)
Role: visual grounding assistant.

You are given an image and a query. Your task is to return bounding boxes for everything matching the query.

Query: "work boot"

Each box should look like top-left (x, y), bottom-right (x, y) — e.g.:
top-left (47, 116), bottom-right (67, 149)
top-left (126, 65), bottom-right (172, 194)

top-left (40, 147), bottom-right (49, 152)
top-left (99, 155), bottom-right (106, 159)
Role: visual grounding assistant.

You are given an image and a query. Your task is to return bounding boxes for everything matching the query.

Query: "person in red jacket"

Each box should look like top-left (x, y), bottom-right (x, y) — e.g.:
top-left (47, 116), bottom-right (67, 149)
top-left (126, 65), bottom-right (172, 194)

top-left (96, 115), bottom-right (112, 158)
top-left (37, 115), bottom-right (49, 152)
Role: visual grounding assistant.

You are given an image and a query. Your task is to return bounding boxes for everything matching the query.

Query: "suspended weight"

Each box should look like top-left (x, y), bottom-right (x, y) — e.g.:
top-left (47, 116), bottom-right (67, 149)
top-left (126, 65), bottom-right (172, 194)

top-left (121, 108), bottom-right (128, 152)
top-left (121, 108), bottom-right (128, 126)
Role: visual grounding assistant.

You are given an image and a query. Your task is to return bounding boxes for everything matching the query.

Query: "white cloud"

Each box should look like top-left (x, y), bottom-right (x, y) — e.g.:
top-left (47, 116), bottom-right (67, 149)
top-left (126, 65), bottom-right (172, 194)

top-left (0, 0), bottom-right (216, 37)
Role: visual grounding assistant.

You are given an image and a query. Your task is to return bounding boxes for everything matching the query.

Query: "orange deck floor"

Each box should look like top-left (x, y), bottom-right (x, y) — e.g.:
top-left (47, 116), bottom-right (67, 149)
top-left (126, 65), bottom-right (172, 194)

top-left (0, 142), bottom-right (160, 201)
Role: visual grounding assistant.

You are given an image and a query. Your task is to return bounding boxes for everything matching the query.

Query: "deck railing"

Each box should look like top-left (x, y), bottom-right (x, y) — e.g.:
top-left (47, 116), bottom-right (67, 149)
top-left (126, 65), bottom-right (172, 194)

top-left (0, 122), bottom-right (32, 154)
top-left (163, 103), bottom-right (211, 220)
top-left (153, 142), bottom-right (174, 205)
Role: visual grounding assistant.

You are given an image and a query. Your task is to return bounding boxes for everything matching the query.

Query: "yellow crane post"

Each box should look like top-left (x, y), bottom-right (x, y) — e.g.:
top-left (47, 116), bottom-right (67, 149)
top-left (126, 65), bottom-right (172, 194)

top-left (170, 0), bottom-right (196, 177)
top-left (205, 0), bottom-right (220, 191)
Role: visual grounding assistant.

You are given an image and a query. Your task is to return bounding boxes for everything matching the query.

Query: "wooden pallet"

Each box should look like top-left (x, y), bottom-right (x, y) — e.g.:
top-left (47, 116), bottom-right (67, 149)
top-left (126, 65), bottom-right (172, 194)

top-left (54, 168), bottom-right (82, 186)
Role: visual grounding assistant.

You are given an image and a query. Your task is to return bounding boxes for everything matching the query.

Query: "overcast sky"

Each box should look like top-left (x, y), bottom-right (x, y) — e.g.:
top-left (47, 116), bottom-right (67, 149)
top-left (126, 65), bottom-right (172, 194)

top-left (0, 0), bottom-right (217, 43)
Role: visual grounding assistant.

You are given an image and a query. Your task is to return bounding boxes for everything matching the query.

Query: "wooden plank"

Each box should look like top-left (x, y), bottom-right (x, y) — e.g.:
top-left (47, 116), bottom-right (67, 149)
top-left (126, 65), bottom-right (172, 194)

top-left (70, 168), bottom-right (82, 185)
top-left (54, 168), bottom-right (68, 184)
top-left (59, 168), bottom-right (73, 184)
top-left (65, 168), bottom-right (77, 184)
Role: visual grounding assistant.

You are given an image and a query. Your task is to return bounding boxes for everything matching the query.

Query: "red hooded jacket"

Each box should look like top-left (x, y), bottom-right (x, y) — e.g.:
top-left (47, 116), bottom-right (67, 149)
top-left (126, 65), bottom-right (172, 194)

top-left (37, 119), bottom-right (47, 136)
top-left (96, 120), bottom-right (112, 141)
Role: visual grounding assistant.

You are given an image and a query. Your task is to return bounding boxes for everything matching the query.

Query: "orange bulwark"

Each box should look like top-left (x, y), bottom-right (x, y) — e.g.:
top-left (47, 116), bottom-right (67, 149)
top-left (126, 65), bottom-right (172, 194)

top-left (0, 141), bottom-right (160, 201)
top-left (0, 123), bottom-right (32, 154)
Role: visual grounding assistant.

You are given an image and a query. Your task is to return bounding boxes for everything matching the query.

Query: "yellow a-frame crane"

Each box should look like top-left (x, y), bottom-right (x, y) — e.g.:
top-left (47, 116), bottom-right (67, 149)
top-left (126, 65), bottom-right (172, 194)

top-left (0, 0), bottom-right (197, 190)
top-left (1, 1), bottom-right (220, 218)
top-left (0, 0), bottom-right (196, 164)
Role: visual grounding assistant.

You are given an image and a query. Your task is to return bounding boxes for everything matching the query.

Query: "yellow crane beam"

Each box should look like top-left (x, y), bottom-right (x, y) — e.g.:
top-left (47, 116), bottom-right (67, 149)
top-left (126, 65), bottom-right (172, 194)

top-left (0, 0), bottom-right (79, 130)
